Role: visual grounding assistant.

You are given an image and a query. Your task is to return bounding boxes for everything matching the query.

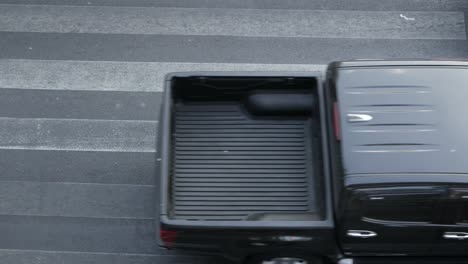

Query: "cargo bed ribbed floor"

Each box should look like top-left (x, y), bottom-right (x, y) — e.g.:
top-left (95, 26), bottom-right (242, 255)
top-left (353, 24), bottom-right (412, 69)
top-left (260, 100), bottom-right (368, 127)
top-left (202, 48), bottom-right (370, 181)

top-left (171, 102), bottom-right (318, 221)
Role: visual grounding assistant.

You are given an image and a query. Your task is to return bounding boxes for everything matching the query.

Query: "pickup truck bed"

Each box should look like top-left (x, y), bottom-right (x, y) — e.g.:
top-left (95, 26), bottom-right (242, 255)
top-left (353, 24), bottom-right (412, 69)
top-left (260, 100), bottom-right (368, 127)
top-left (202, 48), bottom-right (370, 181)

top-left (159, 61), bottom-right (468, 263)
top-left (165, 75), bottom-right (327, 222)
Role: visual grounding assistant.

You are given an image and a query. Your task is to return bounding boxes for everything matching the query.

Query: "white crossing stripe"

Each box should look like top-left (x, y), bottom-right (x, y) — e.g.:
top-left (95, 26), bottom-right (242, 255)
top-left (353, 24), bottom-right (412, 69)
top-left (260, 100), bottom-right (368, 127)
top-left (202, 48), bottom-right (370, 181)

top-left (0, 5), bottom-right (465, 40)
top-left (0, 59), bottom-right (327, 92)
top-left (0, 117), bottom-right (157, 152)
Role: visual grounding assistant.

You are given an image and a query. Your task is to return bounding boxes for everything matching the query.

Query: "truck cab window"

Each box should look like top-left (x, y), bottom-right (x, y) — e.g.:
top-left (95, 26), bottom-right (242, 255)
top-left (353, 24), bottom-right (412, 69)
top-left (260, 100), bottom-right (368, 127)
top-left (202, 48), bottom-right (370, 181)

top-left (357, 187), bottom-right (445, 224)
top-left (452, 189), bottom-right (468, 225)
top-left (363, 194), bottom-right (436, 223)
top-left (458, 207), bottom-right (468, 225)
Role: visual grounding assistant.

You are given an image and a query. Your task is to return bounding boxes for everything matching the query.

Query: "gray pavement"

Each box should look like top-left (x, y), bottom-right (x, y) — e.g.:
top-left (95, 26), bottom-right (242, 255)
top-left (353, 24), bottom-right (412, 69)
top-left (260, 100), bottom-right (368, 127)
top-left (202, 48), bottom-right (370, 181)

top-left (0, 0), bottom-right (466, 263)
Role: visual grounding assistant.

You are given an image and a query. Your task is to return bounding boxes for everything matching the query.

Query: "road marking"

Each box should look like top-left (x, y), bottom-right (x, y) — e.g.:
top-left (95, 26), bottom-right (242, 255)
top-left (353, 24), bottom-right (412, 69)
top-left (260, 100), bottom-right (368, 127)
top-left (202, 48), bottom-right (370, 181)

top-left (0, 5), bottom-right (465, 39)
top-left (0, 117), bottom-right (157, 152)
top-left (0, 248), bottom-right (211, 257)
top-left (0, 59), bottom-right (326, 92)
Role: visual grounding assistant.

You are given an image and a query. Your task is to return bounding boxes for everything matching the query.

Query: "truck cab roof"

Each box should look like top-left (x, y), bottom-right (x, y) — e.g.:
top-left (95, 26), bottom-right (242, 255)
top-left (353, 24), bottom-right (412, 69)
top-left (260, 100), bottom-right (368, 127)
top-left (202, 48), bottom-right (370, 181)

top-left (330, 60), bottom-right (468, 186)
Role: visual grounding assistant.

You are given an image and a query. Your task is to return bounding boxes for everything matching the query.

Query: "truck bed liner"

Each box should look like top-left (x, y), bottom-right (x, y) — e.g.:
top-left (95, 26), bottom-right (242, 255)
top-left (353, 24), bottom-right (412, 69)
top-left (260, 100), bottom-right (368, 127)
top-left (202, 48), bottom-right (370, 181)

top-left (167, 75), bottom-right (325, 222)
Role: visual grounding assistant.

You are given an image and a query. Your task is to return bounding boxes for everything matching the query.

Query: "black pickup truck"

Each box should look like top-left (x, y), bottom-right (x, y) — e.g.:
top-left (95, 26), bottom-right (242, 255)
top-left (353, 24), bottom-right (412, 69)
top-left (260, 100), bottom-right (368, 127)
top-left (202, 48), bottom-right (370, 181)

top-left (157, 60), bottom-right (468, 264)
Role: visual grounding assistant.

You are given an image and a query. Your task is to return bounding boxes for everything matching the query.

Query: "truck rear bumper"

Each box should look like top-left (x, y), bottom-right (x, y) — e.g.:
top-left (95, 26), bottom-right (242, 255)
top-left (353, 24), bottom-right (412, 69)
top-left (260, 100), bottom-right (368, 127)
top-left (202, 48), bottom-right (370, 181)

top-left (159, 225), bottom-right (337, 262)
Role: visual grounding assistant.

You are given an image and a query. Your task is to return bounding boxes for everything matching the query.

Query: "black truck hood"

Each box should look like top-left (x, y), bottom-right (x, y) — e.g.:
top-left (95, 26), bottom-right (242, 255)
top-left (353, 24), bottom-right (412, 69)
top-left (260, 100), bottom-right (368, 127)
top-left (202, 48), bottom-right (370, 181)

top-left (332, 61), bottom-right (468, 180)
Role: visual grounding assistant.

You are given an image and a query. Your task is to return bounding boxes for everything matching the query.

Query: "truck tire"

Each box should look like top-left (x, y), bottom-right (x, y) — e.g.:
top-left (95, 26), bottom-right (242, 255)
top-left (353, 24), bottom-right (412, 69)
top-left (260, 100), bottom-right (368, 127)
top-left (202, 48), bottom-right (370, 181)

top-left (245, 255), bottom-right (324, 264)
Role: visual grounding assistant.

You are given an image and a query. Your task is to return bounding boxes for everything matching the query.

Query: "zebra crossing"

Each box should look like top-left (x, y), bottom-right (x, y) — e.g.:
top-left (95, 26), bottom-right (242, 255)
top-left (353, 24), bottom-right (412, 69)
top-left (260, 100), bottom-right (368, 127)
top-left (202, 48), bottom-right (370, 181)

top-left (0, 1), bottom-right (466, 263)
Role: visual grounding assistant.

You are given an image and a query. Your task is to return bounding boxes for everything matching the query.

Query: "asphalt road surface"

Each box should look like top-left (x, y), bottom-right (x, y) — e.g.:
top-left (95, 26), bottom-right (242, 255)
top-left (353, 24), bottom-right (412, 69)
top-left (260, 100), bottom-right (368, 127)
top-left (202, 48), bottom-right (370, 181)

top-left (0, 0), bottom-right (467, 263)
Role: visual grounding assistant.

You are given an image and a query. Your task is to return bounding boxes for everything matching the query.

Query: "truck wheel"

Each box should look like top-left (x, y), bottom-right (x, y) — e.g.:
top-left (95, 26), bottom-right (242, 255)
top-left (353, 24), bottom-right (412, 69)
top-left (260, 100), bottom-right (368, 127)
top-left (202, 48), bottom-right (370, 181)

top-left (245, 256), bottom-right (323, 264)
